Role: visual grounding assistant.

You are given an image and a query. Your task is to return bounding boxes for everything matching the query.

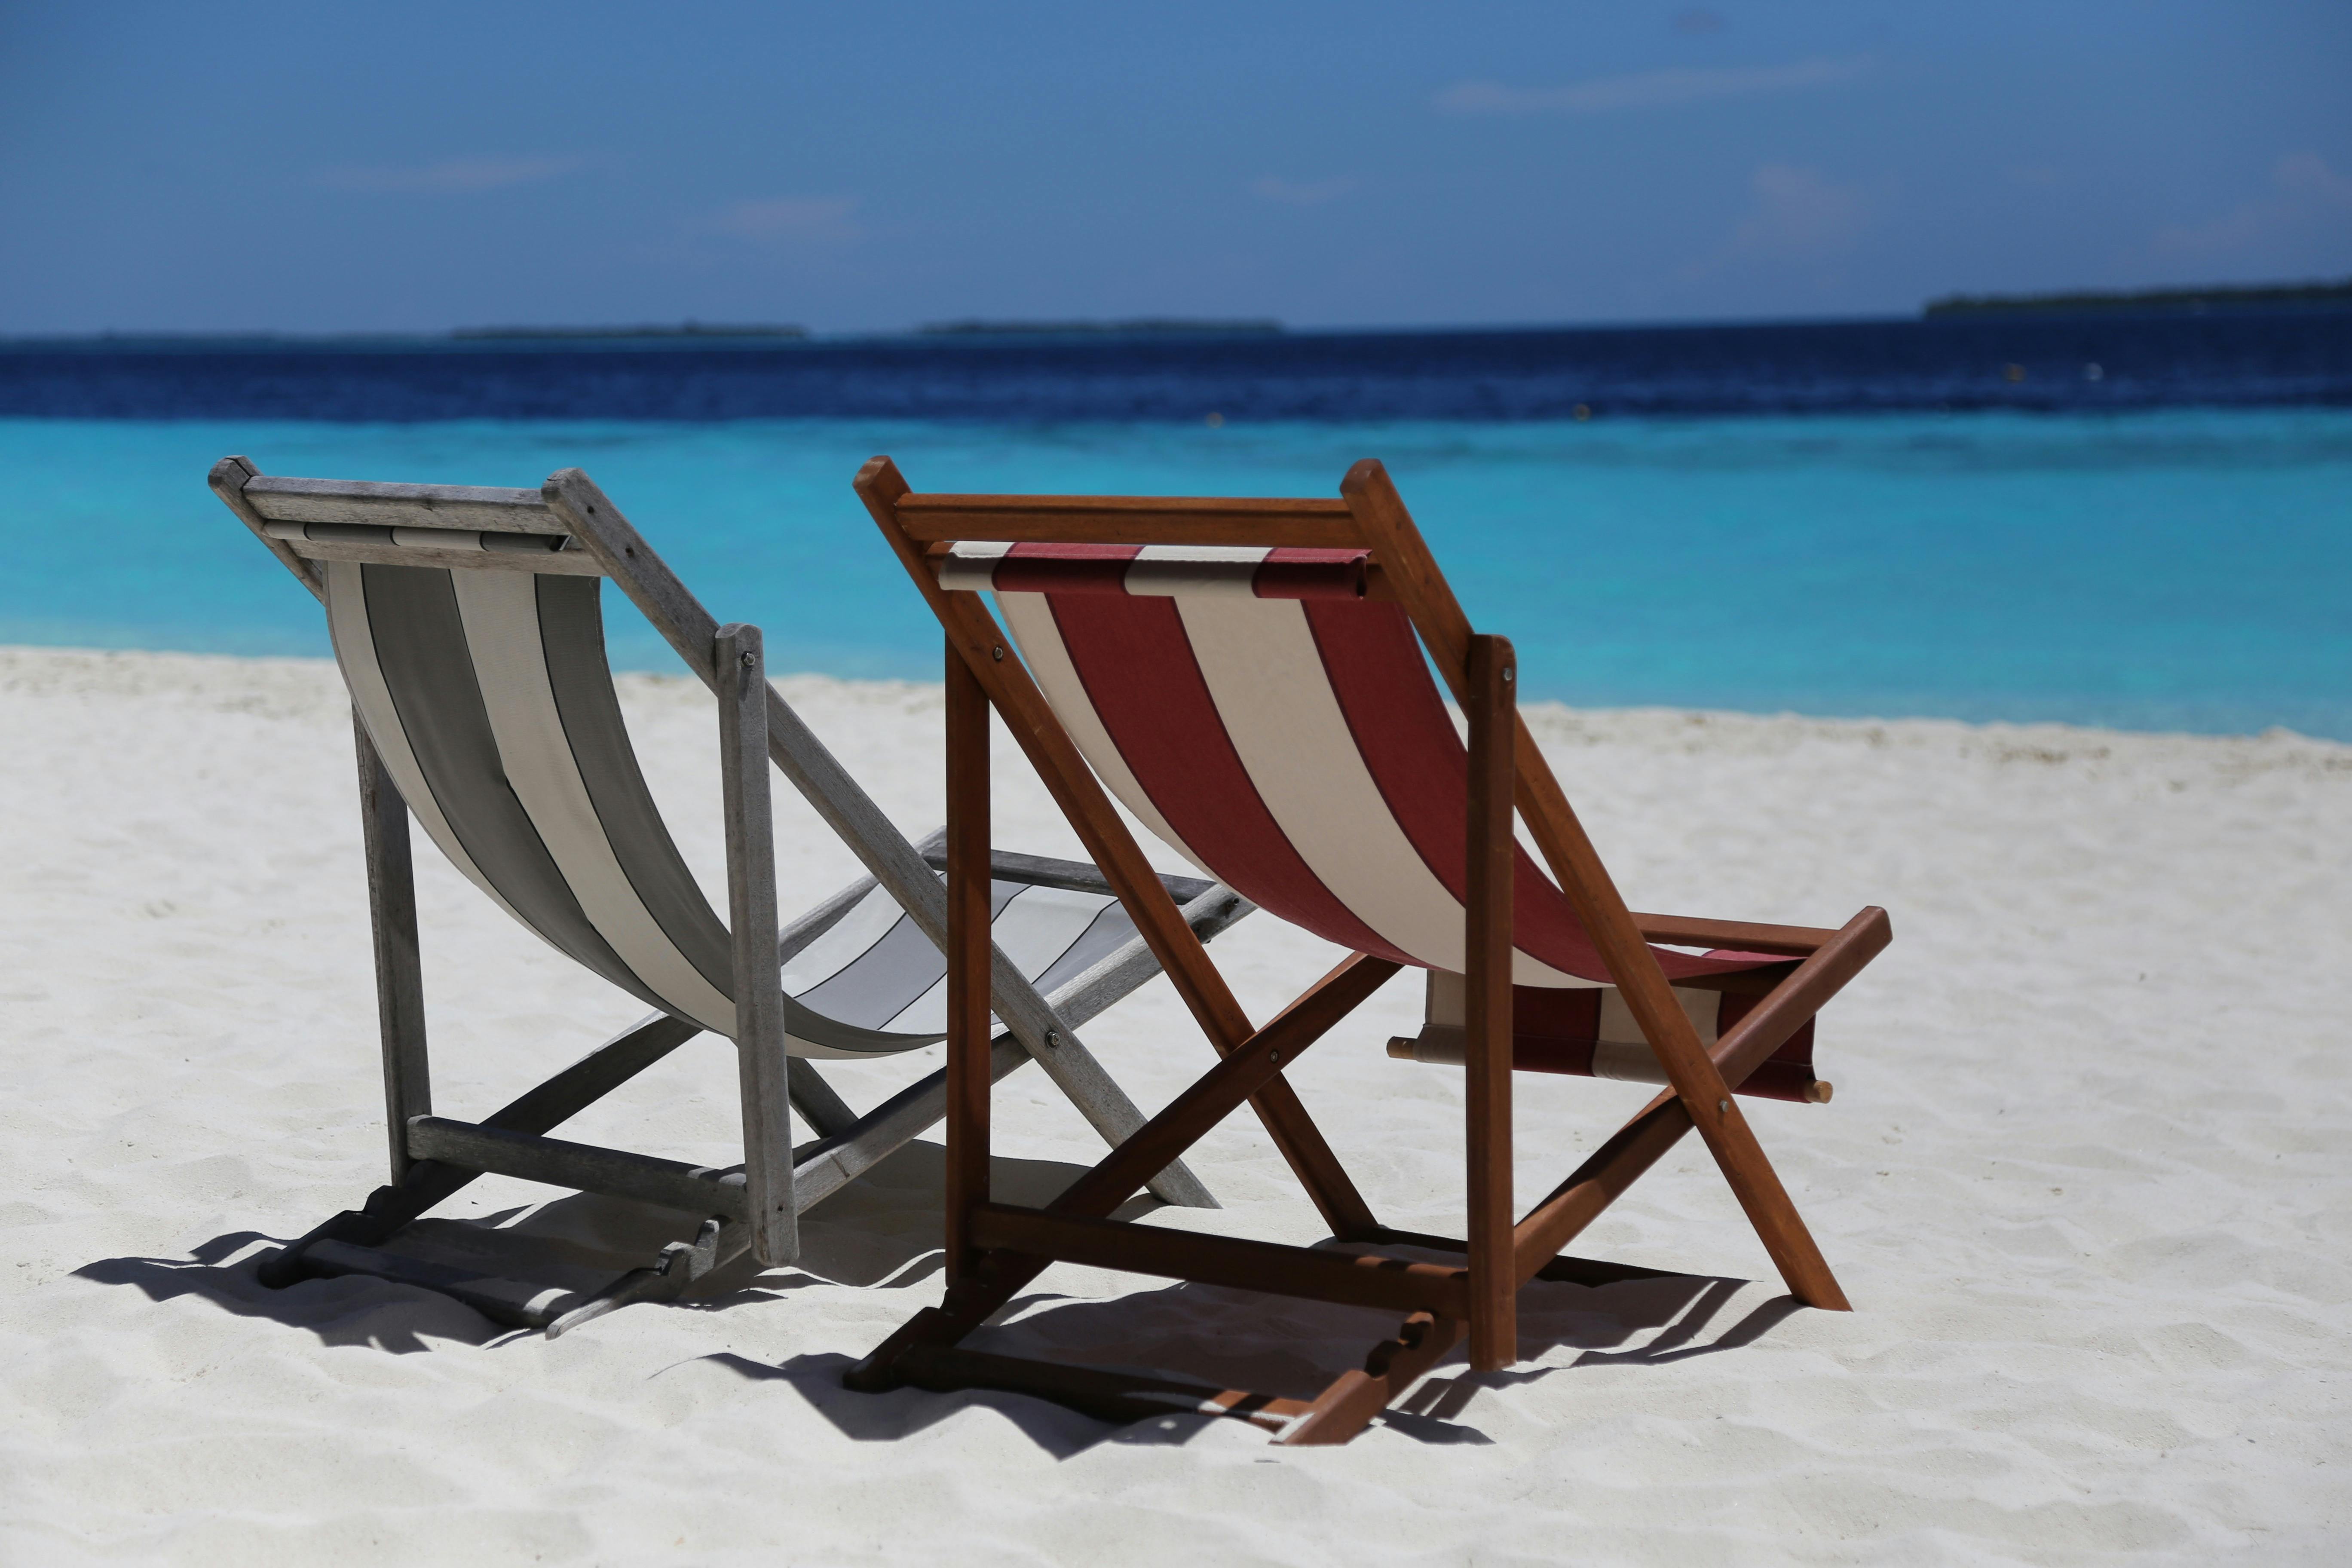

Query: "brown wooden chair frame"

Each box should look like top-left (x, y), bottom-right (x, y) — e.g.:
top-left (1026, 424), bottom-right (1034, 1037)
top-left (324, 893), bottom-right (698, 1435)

top-left (842, 455), bottom-right (1893, 1445)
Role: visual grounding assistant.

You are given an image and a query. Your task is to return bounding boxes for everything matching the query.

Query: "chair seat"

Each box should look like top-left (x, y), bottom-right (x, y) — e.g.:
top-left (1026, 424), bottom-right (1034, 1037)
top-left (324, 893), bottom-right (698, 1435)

top-left (783, 874), bottom-right (1143, 1057)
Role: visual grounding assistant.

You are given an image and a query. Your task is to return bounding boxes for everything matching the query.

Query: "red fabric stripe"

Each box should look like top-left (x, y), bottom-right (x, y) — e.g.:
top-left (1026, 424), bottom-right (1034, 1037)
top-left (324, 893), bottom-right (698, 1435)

top-left (1304, 597), bottom-right (1765, 983)
top-left (1509, 985), bottom-right (1602, 1076)
top-left (1257, 547), bottom-right (1369, 600)
top-left (1502, 983), bottom-right (1816, 1100)
top-left (1510, 985), bottom-right (1604, 1040)
top-left (1041, 593), bottom-right (1413, 962)
top-left (1303, 598), bottom-right (1608, 980)
top-left (995, 542), bottom-right (1137, 595)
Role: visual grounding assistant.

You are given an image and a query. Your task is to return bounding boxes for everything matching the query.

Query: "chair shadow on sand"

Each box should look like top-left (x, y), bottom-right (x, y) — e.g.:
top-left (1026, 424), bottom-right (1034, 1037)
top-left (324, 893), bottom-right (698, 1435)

top-left (74, 1136), bottom-right (1801, 1449)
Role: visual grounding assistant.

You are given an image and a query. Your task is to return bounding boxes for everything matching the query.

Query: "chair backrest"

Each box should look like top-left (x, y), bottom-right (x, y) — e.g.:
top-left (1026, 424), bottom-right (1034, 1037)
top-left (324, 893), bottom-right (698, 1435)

top-left (245, 475), bottom-right (745, 1035)
top-left (940, 540), bottom-right (1760, 990)
top-left (224, 468), bottom-right (1158, 1059)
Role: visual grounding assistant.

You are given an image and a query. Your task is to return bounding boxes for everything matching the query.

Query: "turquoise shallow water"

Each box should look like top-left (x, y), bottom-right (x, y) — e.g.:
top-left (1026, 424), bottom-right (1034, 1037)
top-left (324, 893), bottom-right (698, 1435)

top-left (4, 410), bottom-right (2347, 739)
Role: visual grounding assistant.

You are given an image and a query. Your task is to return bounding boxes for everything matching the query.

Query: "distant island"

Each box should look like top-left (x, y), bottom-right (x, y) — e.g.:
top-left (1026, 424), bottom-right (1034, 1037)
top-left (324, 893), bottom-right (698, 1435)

top-left (1923, 278), bottom-right (2352, 318)
top-left (449, 322), bottom-right (808, 340)
top-left (917, 317), bottom-right (1283, 337)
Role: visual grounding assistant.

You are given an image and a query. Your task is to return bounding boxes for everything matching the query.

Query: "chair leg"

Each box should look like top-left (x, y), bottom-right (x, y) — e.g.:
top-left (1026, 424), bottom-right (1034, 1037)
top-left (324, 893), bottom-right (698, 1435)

top-left (944, 634), bottom-right (994, 1289)
top-left (354, 712), bottom-right (429, 1184)
top-left (845, 954), bottom-right (1398, 1392)
top-left (718, 624), bottom-right (796, 1269)
top-left (1463, 635), bottom-right (1517, 1372)
top-left (786, 1059), bottom-right (861, 1141)
top-left (259, 1011), bottom-right (701, 1289)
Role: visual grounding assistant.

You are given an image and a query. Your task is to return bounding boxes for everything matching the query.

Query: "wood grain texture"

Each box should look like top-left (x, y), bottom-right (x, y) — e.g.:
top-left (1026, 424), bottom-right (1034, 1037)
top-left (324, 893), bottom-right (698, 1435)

top-left (1463, 635), bottom-right (1518, 1372)
top-left (1631, 912), bottom-right (1839, 956)
top-left (275, 536), bottom-right (606, 576)
top-left (406, 1117), bottom-right (748, 1219)
top-left (1278, 1312), bottom-right (1464, 1447)
top-left (895, 492), bottom-right (1362, 548)
top-left (944, 637), bottom-right (993, 1285)
top-left (354, 714), bottom-right (429, 1183)
top-left (784, 1059), bottom-right (861, 1142)
top-left (244, 475), bottom-right (556, 533)
top-left (208, 456), bottom-right (322, 600)
top-left (717, 623), bottom-right (795, 1267)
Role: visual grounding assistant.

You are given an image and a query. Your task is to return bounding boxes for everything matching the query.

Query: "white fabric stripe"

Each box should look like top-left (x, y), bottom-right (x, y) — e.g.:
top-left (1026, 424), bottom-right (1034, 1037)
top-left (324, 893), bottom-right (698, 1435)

top-left (975, 884), bottom-right (1118, 979)
top-left (274, 519), bottom-right (494, 553)
top-left (877, 883), bottom-right (1114, 1037)
top-left (996, 590), bottom-right (1217, 877)
top-left (875, 884), bottom-right (1119, 1044)
top-left (781, 883), bottom-right (917, 996)
top-left (878, 975), bottom-right (952, 1038)
top-left (1125, 543), bottom-right (1272, 598)
top-left (940, 539), bottom-right (1015, 593)
top-left (1175, 594), bottom-right (1588, 987)
top-left (323, 561), bottom-right (536, 937)
top-left (1596, 986), bottom-right (1721, 1048)
top-left (391, 527), bottom-right (487, 551)
top-left (784, 1036), bottom-right (892, 1060)
top-left (450, 572), bottom-right (738, 1036)
top-left (1133, 545), bottom-right (1275, 562)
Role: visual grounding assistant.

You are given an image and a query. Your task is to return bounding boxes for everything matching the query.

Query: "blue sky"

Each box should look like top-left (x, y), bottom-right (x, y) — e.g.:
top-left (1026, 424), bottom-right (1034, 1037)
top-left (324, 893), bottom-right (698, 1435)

top-left (2, 2), bottom-right (2346, 334)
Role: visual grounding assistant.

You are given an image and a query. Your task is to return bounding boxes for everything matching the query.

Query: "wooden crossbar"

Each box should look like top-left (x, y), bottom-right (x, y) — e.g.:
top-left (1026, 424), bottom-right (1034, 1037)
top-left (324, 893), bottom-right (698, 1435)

top-left (894, 493), bottom-right (1362, 548)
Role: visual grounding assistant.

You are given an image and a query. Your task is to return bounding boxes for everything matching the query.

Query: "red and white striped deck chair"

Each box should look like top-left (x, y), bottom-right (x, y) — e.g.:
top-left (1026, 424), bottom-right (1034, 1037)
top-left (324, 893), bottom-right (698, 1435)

top-left (844, 456), bottom-right (1893, 1445)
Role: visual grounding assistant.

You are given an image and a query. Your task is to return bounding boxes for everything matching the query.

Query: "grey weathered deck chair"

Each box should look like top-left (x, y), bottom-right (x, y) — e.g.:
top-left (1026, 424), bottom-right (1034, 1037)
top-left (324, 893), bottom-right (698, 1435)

top-left (209, 457), bottom-right (1247, 1335)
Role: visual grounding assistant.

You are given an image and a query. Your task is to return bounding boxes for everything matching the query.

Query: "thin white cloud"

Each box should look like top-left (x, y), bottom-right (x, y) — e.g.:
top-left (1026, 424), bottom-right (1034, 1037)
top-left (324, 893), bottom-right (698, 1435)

top-left (2156, 152), bottom-right (2352, 256)
top-left (709, 196), bottom-right (861, 242)
top-left (1435, 55), bottom-right (1872, 116)
top-left (317, 156), bottom-right (580, 194)
top-left (1681, 163), bottom-right (1868, 280)
top-left (1727, 163), bottom-right (1866, 260)
top-left (1249, 175), bottom-right (1358, 207)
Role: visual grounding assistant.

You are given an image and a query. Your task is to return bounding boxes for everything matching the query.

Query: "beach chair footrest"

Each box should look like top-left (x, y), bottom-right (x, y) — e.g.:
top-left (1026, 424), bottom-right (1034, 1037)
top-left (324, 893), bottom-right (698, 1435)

top-left (405, 1116), bottom-right (749, 1219)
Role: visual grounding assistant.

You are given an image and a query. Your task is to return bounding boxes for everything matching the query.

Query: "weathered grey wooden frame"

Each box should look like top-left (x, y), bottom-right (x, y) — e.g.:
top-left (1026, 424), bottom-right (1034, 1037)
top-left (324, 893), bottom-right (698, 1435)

top-left (209, 457), bottom-right (1242, 1335)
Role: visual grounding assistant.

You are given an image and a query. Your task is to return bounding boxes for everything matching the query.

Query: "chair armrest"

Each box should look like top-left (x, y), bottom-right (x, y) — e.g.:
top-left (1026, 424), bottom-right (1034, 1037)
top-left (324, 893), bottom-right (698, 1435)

top-left (915, 829), bottom-right (1217, 905)
top-left (1629, 912), bottom-right (1840, 956)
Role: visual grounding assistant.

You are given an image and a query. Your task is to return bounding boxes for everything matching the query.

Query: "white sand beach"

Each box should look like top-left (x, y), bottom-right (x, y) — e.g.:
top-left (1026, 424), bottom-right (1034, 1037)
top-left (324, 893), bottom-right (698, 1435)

top-left (2, 642), bottom-right (2347, 1565)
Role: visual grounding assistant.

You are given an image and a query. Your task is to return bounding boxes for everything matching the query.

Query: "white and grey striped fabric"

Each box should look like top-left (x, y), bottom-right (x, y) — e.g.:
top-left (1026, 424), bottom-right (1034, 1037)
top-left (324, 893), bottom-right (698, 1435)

top-left (324, 557), bottom-right (1140, 1057)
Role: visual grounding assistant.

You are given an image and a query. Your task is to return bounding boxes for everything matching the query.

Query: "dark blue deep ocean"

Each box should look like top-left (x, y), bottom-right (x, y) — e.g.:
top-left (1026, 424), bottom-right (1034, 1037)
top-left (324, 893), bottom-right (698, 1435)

top-left (5, 311), bottom-right (2348, 737)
